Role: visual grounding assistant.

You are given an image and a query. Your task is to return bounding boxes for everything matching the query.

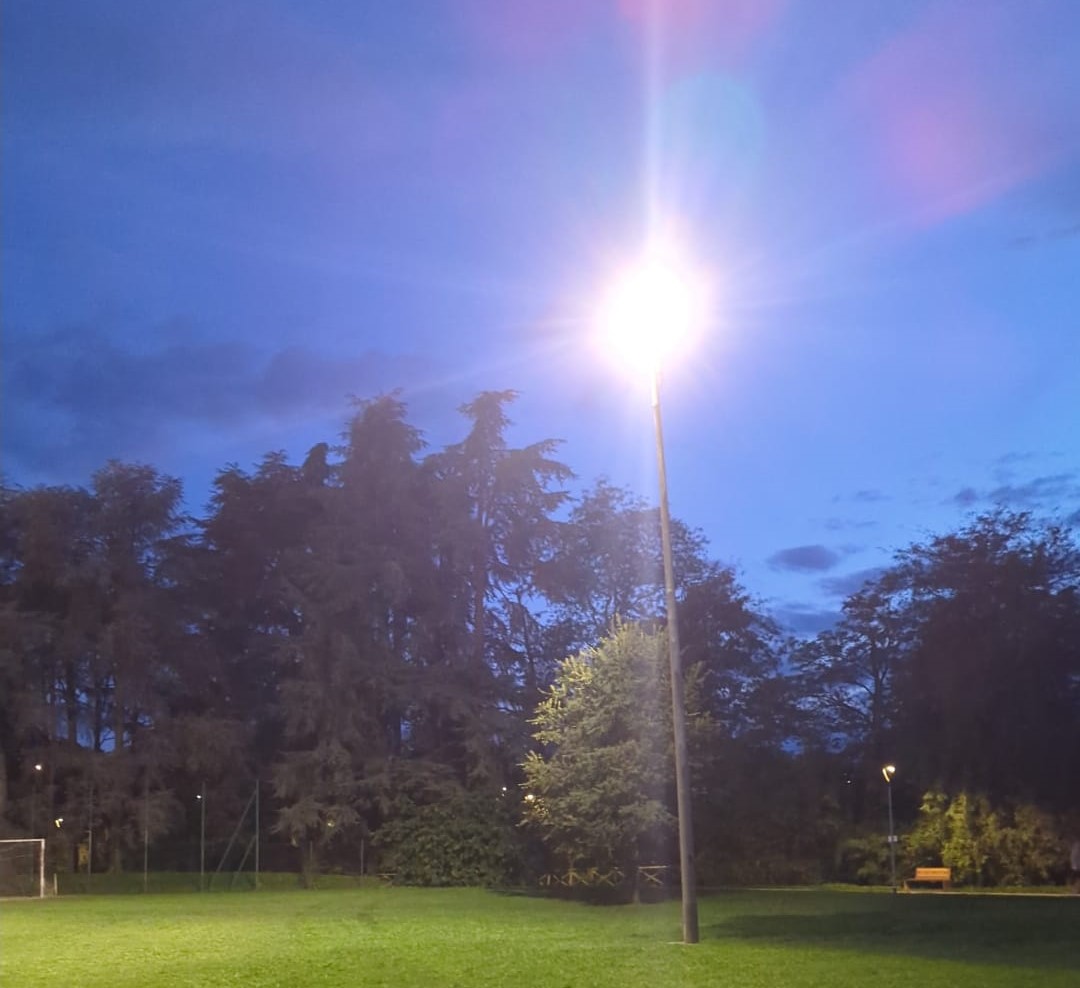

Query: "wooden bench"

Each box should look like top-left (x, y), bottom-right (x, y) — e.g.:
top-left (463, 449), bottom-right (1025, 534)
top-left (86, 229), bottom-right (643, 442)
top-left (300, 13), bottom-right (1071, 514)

top-left (904, 867), bottom-right (952, 891)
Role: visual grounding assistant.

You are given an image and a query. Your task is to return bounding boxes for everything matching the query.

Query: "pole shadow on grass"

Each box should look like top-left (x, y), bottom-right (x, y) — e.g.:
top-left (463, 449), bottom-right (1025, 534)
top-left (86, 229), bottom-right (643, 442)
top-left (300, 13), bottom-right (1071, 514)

top-left (707, 893), bottom-right (1080, 973)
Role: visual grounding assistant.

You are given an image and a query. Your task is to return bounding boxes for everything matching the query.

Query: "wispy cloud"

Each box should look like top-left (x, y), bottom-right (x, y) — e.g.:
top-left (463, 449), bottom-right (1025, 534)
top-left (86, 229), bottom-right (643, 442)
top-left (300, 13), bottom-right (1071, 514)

top-left (989, 473), bottom-right (1080, 508)
top-left (852, 488), bottom-right (889, 503)
top-left (996, 452), bottom-right (1040, 465)
top-left (833, 488), bottom-right (890, 504)
top-left (947, 472), bottom-right (1080, 513)
top-left (1010, 222), bottom-right (1080, 248)
top-left (823, 517), bottom-right (880, 532)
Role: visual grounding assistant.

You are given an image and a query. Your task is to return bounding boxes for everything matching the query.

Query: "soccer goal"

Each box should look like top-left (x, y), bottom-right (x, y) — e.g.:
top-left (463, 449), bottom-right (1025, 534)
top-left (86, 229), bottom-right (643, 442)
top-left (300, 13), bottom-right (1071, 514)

top-left (0, 839), bottom-right (46, 898)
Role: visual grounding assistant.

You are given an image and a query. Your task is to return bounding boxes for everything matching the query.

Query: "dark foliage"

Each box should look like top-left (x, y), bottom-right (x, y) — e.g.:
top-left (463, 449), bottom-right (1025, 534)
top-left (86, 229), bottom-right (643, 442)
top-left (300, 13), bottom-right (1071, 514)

top-left (2, 393), bottom-right (1078, 887)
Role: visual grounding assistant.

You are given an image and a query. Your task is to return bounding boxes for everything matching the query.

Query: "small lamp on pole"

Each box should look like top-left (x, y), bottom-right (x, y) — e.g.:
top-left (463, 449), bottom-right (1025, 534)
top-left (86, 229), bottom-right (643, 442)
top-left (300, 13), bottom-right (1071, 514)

top-left (882, 764), bottom-right (897, 892)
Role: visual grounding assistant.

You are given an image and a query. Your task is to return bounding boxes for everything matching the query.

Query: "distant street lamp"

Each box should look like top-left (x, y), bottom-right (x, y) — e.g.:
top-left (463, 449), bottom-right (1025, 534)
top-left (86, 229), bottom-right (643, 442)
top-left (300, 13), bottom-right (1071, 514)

top-left (197, 783), bottom-right (206, 892)
top-left (596, 237), bottom-right (709, 945)
top-left (31, 763), bottom-right (43, 837)
top-left (882, 764), bottom-right (897, 891)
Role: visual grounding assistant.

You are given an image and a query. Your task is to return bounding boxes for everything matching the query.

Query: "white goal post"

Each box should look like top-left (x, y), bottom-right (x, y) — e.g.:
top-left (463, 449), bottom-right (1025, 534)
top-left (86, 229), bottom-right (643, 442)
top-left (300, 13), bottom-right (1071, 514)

top-left (0, 838), bottom-right (46, 898)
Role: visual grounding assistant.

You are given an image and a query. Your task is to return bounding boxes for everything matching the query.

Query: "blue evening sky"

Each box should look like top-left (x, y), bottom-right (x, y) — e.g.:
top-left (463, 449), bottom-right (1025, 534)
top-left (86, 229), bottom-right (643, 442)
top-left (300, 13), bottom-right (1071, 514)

top-left (4, 0), bottom-right (1079, 633)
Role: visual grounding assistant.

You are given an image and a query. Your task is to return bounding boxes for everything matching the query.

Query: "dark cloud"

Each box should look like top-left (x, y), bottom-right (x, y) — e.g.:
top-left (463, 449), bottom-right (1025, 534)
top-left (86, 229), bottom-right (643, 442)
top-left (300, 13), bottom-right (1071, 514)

top-left (772, 604), bottom-right (841, 637)
top-left (819, 566), bottom-right (889, 599)
top-left (1, 324), bottom-right (441, 486)
top-left (950, 473), bottom-right (1080, 512)
top-left (767, 545), bottom-right (842, 573)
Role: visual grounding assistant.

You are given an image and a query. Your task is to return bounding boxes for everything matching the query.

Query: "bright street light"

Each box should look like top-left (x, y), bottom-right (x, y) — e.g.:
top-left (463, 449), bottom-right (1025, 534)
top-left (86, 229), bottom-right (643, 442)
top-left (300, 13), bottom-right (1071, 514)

top-left (596, 235), bottom-right (709, 945)
top-left (595, 238), bottom-right (710, 380)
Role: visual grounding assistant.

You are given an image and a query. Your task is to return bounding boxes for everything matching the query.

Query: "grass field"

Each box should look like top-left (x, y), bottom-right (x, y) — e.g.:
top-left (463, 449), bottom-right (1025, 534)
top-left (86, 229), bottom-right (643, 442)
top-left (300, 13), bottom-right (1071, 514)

top-left (2, 887), bottom-right (1077, 987)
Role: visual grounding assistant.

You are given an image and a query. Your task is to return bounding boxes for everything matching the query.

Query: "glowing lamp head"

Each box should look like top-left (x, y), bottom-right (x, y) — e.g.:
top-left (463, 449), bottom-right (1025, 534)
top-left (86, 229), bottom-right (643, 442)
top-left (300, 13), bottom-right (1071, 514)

top-left (595, 239), bottom-right (710, 378)
top-left (882, 764), bottom-right (896, 782)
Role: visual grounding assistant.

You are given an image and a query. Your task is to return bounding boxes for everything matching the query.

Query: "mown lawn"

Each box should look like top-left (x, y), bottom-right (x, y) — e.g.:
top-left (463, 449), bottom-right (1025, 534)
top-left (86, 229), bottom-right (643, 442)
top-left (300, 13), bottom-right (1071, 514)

top-left (2, 887), bottom-right (1077, 988)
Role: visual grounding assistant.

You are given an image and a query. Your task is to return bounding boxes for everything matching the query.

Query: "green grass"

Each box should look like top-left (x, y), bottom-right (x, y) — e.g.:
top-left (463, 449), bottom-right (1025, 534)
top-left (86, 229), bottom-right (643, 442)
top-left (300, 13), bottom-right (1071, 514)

top-left (54, 869), bottom-right (372, 895)
top-left (2, 887), bottom-right (1077, 987)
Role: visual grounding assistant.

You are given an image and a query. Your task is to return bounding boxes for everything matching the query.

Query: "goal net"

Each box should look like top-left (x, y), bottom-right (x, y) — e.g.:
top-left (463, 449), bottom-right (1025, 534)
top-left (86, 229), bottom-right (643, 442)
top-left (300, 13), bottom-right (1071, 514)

top-left (0, 839), bottom-right (46, 898)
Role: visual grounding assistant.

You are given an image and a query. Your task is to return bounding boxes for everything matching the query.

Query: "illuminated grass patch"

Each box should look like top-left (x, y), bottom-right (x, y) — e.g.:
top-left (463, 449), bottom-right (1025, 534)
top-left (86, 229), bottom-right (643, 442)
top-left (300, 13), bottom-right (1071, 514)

top-left (2, 888), bottom-right (1077, 987)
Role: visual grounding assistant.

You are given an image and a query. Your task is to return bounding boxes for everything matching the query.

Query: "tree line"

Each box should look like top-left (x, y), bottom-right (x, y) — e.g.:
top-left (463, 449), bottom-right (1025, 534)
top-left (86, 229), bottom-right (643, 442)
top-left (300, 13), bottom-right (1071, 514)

top-left (1, 391), bottom-right (1078, 887)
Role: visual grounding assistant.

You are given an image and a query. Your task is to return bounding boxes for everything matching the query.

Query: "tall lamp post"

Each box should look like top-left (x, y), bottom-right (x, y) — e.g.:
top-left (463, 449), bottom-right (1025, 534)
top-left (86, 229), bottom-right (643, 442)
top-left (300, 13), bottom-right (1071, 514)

top-left (883, 764), bottom-right (897, 891)
top-left (597, 239), bottom-right (708, 945)
top-left (653, 368), bottom-right (698, 944)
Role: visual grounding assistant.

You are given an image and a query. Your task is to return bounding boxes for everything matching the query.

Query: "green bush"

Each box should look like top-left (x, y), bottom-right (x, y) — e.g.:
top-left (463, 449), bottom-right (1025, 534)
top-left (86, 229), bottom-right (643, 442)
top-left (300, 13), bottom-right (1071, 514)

top-left (905, 790), bottom-right (1067, 886)
top-left (372, 788), bottom-right (519, 886)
